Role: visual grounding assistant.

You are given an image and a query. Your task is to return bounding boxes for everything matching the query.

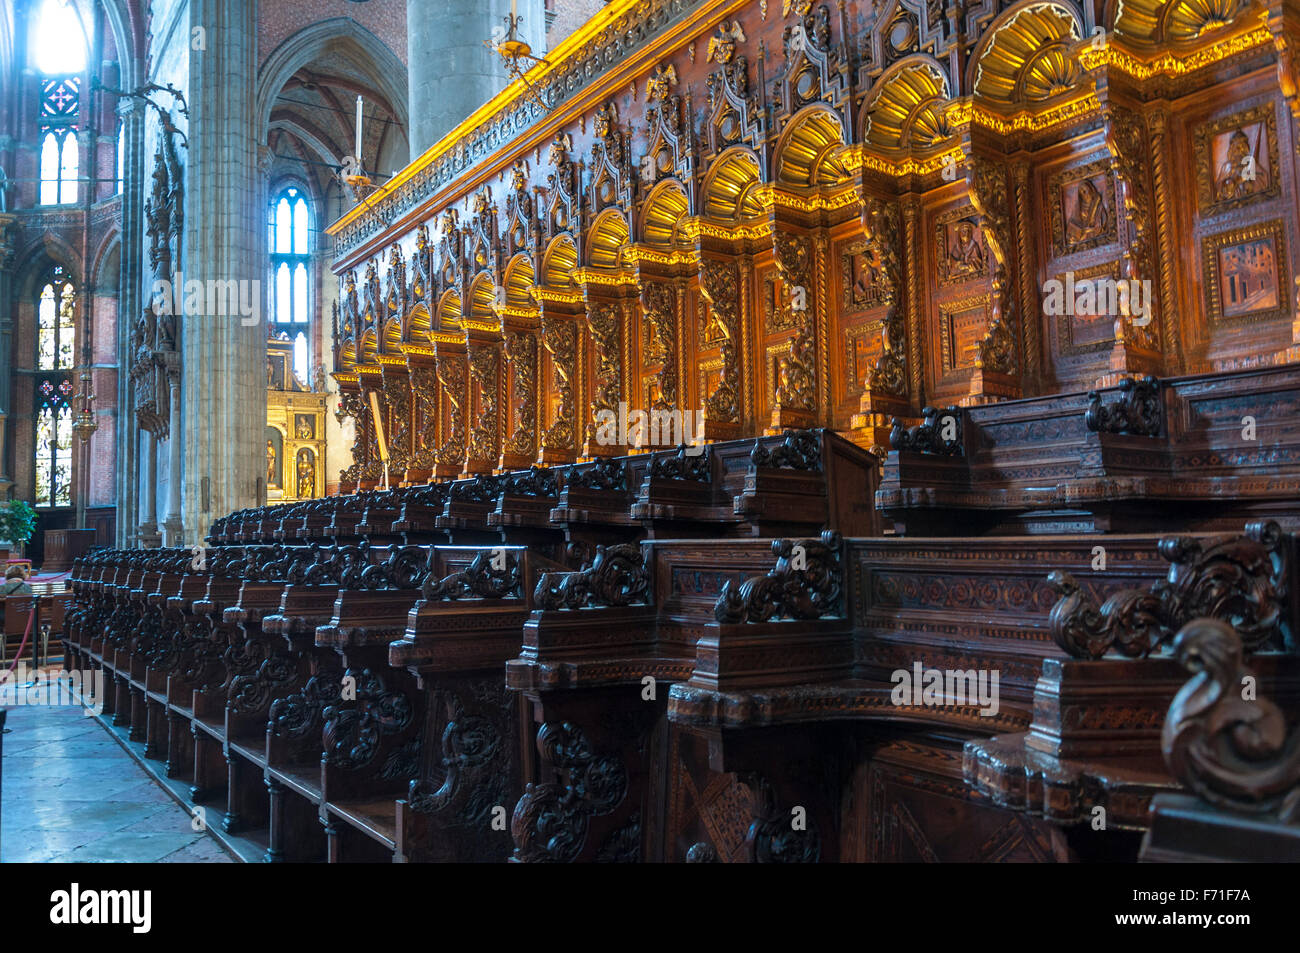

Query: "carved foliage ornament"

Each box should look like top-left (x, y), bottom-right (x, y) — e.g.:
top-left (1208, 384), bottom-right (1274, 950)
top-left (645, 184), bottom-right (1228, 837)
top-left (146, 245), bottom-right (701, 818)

top-left (714, 530), bottom-right (843, 623)
top-left (1085, 375), bottom-right (1162, 437)
top-left (1047, 521), bottom-right (1291, 660)
top-left (534, 543), bottom-right (650, 610)
top-left (1162, 618), bottom-right (1300, 822)
top-left (700, 262), bottom-right (740, 422)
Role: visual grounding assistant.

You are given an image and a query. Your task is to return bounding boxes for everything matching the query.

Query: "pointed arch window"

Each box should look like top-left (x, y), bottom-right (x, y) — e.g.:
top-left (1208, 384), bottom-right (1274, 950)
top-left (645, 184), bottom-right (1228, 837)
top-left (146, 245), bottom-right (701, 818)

top-left (33, 0), bottom-right (86, 206)
top-left (270, 186), bottom-right (313, 383)
top-left (34, 267), bottom-right (77, 507)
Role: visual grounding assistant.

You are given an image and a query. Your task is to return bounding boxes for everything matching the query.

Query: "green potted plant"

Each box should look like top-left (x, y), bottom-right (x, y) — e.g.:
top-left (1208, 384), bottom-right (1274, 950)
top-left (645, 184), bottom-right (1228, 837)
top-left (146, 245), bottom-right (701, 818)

top-left (0, 499), bottom-right (37, 558)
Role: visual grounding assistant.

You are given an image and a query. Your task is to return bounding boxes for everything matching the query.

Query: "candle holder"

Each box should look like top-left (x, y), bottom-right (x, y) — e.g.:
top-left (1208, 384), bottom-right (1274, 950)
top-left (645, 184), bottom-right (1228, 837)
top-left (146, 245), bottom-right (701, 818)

top-left (71, 369), bottom-right (97, 443)
top-left (487, 12), bottom-right (551, 113)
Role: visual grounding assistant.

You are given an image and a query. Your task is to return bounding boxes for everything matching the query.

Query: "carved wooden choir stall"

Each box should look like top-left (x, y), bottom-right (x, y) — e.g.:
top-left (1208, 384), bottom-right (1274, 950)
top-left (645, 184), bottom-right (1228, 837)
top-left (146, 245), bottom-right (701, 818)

top-left (73, 0), bottom-right (1300, 861)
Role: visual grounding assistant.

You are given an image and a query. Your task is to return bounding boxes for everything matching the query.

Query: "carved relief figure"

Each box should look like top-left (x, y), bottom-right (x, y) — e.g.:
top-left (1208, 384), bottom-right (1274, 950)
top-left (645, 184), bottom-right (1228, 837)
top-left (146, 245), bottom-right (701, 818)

top-left (266, 440), bottom-right (277, 488)
top-left (296, 449), bottom-right (315, 499)
top-left (841, 241), bottom-right (884, 311)
top-left (936, 211), bottom-right (987, 285)
top-left (1064, 177), bottom-right (1109, 248)
top-left (1214, 128), bottom-right (1270, 202)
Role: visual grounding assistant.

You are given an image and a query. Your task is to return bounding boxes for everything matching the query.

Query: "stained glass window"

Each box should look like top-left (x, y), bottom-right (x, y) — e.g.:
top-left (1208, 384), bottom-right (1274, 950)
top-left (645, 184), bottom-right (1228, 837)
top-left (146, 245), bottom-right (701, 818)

top-left (34, 0), bottom-right (84, 206)
top-left (35, 379), bottom-right (74, 507)
top-left (270, 186), bottom-right (313, 384)
top-left (34, 268), bottom-right (76, 507)
top-left (38, 269), bottom-right (76, 370)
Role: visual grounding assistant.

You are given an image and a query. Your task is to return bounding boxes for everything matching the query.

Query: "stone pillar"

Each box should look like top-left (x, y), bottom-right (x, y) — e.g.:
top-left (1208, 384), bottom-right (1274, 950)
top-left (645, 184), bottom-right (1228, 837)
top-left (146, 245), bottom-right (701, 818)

top-left (115, 97), bottom-right (144, 547)
top-left (139, 430), bottom-right (158, 545)
top-left (180, 0), bottom-right (265, 542)
top-left (0, 213), bottom-right (15, 498)
top-left (162, 373), bottom-right (183, 544)
top-left (406, 0), bottom-right (545, 156)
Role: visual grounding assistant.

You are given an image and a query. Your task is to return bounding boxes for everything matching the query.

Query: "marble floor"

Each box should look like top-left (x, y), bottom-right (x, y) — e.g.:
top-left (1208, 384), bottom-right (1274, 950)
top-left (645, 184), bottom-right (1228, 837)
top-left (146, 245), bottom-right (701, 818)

top-left (0, 695), bottom-right (234, 863)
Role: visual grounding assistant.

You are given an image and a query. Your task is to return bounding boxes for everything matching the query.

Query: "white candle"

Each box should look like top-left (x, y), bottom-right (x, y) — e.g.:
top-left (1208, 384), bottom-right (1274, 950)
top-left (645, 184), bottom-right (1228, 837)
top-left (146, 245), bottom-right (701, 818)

top-left (511, 0), bottom-right (517, 18)
top-left (354, 96), bottom-right (364, 165)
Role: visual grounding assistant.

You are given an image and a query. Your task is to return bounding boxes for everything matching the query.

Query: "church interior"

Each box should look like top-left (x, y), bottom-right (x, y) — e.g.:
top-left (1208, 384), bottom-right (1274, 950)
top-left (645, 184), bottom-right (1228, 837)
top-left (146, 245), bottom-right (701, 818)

top-left (1, 0), bottom-right (1299, 868)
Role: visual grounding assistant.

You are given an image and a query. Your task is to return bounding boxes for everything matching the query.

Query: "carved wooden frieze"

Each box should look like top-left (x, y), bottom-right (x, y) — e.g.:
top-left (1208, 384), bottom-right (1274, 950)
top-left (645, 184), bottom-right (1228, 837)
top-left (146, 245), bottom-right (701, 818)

top-left (466, 343), bottom-right (501, 465)
top-left (699, 261), bottom-right (741, 423)
top-left (540, 315), bottom-right (576, 452)
top-left (503, 331), bottom-right (538, 458)
top-left (435, 353), bottom-right (467, 466)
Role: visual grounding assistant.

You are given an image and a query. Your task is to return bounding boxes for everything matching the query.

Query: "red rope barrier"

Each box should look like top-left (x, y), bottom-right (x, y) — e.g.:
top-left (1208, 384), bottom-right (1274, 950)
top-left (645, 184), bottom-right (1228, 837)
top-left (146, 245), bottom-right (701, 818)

top-left (0, 605), bottom-right (37, 683)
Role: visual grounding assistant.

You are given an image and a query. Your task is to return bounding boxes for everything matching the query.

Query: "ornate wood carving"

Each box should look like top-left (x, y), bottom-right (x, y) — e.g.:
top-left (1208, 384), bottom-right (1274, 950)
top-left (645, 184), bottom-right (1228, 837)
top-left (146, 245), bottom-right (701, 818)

top-left (699, 261), bottom-right (741, 423)
top-left (714, 530), bottom-right (842, 623)
top-left (1163, 617), bottom-right (1300, 821)
top-left (1048, 521), bottom-right (1291, 659)
top-left (503, 331), bottom-right (537, 458)
top-left (540, 315), bottom-right (576, 452)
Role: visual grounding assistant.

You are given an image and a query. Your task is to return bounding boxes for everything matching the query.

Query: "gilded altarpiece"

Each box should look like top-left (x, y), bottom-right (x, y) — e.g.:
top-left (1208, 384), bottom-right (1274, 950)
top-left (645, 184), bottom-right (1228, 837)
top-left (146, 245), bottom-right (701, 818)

top-left (266, 340), bottom-right (328, 502)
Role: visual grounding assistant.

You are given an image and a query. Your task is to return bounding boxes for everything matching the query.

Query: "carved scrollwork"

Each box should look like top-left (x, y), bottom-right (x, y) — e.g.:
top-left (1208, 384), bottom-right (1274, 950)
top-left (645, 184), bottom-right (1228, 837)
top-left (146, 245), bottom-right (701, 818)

top-left (888, 406), bottom-right (963, 455)
top-left (742, 774), bottom-right (821, 863)
top-left (585, 304), bottom-right (624, 443)
top-left (423, 549), bottom-right (521, 601)
top-left (1047, 521), bottom-right (1291, 659)
top-left (501, 464), bottom-right (558, 498)
top-left (534, 543), bottom-right (650, 610)
top-left (750, 429), bottom-right (822, 470)
top-left (322, 667), bottom-right (414, 769)
top-left (1163, 617), bottom-right (1300, 822)
top-left (569, 456), bottom-right (627, 491)
top-left (649, 443), bottom-right (710, 482)
top-left (503, 331), bottom-right (538, 456)
top-left (1085, 375), bottom-right (1162, 437)
top-left (714, 530), bottom-right (843, 623)
top-left (435, 354), bottom-right (467, 465)
top-left (540, 316), bottom-right (576, 451)
top-left (467, 345), bottom-right (500, 462)
top-left (511, 721), bottom-right (629, 863)
top-left (639, 280), bottom-right (677, 408)
top-left (700, 261), bottom-right (740, 423)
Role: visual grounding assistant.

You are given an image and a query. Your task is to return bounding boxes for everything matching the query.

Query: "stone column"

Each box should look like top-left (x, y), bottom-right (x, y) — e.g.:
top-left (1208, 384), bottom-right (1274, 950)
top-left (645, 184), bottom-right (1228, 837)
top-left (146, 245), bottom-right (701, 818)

top-left (115, 97), bottom-right (144, 547)
top-left (139, 430), bottom-right (158, 545)
top-left (406, 0), bottom-right (545, 156)
top-left (162, 372), bottom-right (183, 544)
top-left (0, 213), bottom-right (15, 498)
top-left (180, 0), bottom-right (264, 542)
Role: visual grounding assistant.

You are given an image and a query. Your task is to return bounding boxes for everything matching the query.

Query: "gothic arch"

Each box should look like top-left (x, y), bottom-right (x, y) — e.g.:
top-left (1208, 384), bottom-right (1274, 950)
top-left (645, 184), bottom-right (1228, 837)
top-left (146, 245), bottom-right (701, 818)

top-left (256, 18), bottom-right (409, 148)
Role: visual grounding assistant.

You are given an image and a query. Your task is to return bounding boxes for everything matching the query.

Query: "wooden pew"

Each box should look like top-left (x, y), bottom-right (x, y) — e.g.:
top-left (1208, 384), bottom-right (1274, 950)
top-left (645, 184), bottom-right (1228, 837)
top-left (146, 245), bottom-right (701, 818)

top-left (878, 365), bottom-right (1300, 536)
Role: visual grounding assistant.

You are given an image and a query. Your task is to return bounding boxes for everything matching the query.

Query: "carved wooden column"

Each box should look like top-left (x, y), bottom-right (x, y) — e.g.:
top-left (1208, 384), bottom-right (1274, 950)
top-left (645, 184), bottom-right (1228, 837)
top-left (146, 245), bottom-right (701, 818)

top-left (378, 363), bottom-right (413, 484)
top-left (404, 357), bottom-right (439, 483)
top-left (697, 255), bottom-right (743, 440)
top-left (1267, 0), bottom-right (1300, 362)
top-left (965, 150), bottom-right (1022, 404)
top-left (463, 336), bottom-right (502, 477)
top-left (535, 296), bottom-right (580, 466)
top-left (851, 192), bottom-right (910, 449)
top-left (768, 230), bottom-right (818, 429)
top-left (433, 342), bottom-right (467, 480)
top-left (1097, 87), bottom-right (1163, 385)
top-left (580, 290), bottom-right (627, 457)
